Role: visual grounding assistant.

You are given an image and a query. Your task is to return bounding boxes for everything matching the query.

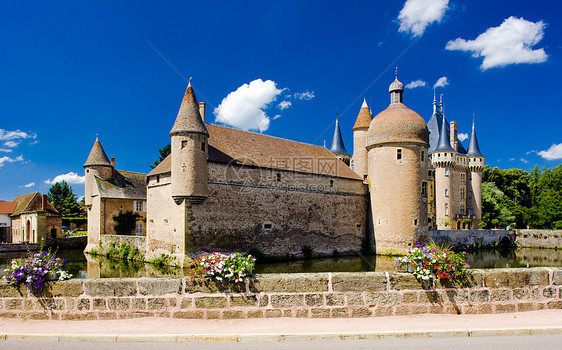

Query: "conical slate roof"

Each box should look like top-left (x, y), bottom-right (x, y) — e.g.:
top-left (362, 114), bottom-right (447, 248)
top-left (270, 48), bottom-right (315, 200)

top-left (352, 99), bottom-right (373, 130)
top-left (467, 120), bottom-right (484, 157)
top-left (84, 137), bottom-right (112, 167)
top-left (434, 110), bottom-right (454, 152)
top-left (170, 81), bottom-right (209, 137)
top-left (329, 117), bottom-right (349, 155)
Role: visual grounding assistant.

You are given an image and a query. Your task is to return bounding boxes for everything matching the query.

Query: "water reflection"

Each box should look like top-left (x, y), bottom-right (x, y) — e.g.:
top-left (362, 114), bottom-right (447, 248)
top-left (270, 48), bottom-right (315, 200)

top-left (1, 247), bottom-right (561, 279)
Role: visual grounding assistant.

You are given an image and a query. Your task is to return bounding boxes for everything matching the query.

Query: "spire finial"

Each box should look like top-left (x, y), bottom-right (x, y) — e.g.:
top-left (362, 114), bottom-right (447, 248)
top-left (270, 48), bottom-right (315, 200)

top-left (433, 89), bottom-right (436, 103)
top-left (439, 93), bottom-right (443, 106)
top-left (188, 77), bottom-right (192, 87)
top-left (323, 140), bottom-right (326, 148)
top-left (96, 133), bottom-right (99, 141)
top-left (395, 66), bottom-right (398, 79)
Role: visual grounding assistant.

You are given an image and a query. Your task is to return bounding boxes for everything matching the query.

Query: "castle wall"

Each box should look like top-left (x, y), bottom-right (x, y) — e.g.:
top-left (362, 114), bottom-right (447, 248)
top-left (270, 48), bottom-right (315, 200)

top-left (369, 144), bottom-right (428, 255)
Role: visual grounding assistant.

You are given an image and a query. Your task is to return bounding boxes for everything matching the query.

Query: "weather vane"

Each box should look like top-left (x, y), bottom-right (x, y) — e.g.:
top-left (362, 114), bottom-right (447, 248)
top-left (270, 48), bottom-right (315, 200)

top-left (188, 76), bottom-right (192, 86)
top-left (395, 67), bottom-right (398, 79)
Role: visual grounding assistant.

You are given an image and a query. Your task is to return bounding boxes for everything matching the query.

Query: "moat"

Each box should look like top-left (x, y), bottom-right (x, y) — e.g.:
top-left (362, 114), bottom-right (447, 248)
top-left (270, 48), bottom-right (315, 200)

top-left (2, 247), bottom-right (562, 279)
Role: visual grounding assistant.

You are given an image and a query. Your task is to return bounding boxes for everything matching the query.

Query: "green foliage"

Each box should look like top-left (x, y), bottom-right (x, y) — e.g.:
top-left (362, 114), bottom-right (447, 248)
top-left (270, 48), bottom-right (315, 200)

top-left (188, 252), bottom-right (255, 282)
top-left (47, 180), bottom-right (85, 219)
top-left (104, 242), bottom-right (144, 262)
top-left (150, 253), bottom-right (179, 267)
top-left (301, 245), bottom-right (313, 259)
top-left (112, 211), bottom-right (142, 235)
top-left (150, 143), bottom-right (171, 169)
top-left (332, 249), bottom-right (341, 258)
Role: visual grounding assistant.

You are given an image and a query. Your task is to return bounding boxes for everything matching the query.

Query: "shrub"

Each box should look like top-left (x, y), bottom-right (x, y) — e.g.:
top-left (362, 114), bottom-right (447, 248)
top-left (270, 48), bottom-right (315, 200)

top-left (151, 253), bottom-right (179, 267)
top-left (188, 252), bottom-right (255, 282)
top-left (394, 242), bottom-right (471, 286)
top-left (301, 245), bottom-right (313, 259)
top-left (3, 250), bottom-right (72, 289)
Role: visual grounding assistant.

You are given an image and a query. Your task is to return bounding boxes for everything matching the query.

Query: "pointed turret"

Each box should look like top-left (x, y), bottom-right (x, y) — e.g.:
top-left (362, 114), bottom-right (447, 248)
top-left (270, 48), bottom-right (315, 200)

top-left (352, 98), bottom-right (373, 131)
top-left (352, 99), bottom-right (372, 178)
top-left (329, 116), bottom-right (349, 156)
top-left (434, 112), bottom-right (454, 152)
top-left (170, 80), bottom-right (209, 137)
top-left (467, 120), bottom-right (483, 157)
top-left (84, 136), bottom-right (112, 167)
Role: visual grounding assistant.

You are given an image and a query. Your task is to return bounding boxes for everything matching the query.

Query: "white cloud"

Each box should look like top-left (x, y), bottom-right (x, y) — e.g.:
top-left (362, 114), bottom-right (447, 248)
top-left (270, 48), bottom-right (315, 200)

top-left (405, 80), bottom-right (427, 89)
top-left (4, 141), bottom-right (19, 148)
top-left (0, 148), bottom-right (12, 153)
top-left (23, 182), bottom-right (35, 188)
top-left (520, 158), bottom-right (529, 164)
top-left (0, 129), bottom-right (34, 141)
top-left (445, 16), bottom-right (548, 70)
top-left (277, 101), bottom-right (292, 110)
top-left (537, 143), bottom-right (562, 160)
top-left (458, 132), bottom-right (469, 142)
top-left (398, 0), bottom-right (449, 38)
top-left (273, 115), bottom-right (281, 120)
top-left (433, 76), bottom-right (449, 88)
top-left (293, 91), bottom-right (315, 100)
top-left (44, 172), bottom-right (86, 185)
top-left (0, 155), bottom-right (24, 168)
top-left (214, 79), bottom-right (284, 132)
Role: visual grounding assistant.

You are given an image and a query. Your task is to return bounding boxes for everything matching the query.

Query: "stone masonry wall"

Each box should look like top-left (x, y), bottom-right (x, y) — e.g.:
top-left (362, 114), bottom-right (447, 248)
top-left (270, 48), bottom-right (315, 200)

top-left (517, 230), bottom-right (562, 249)
top-left (429, 229), bottom-right (515, 247)
top-left (1, 268), bottom-right (560, 320)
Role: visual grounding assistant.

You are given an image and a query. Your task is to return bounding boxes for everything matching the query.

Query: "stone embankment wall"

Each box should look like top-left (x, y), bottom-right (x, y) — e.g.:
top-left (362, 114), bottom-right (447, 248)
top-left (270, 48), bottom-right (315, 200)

top-left (0, 268), bottom-right (560, 320)
top-left (99, 235), bottom-right (146, 252)
top-left (46, 236), bottom-right (87, 250)
top-left (429, 229), bottom-right (515, 247)
top-left (517, 230), bottom-right (562, 249)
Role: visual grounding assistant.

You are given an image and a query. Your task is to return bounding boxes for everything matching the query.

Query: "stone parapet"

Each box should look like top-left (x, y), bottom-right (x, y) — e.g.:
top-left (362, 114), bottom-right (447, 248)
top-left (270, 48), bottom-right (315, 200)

top-left (1, 268), bottom-right (561, 320)
top-left (517, 230), bottom-right (562, 249)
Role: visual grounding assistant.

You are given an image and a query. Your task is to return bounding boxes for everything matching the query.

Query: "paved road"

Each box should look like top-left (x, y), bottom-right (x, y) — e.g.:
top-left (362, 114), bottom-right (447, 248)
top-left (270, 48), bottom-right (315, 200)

top-left (3, 335), bottom-right (562, 350)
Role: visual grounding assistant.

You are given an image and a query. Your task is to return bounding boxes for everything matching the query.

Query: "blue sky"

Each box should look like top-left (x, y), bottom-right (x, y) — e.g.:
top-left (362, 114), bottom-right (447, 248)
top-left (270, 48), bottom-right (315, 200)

top-left (1, 0), bottom-right (561, 200)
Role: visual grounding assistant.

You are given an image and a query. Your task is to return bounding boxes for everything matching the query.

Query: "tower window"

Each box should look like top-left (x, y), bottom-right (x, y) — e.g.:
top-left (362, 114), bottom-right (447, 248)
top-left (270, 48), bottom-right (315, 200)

top-left (445, 203), bottom-right (449, 216)
top-left (276, 173), bottom-right (281, 182)
top-left (181, 140), bottom-right (188, 149)
top-left (330, 179), bottom-right (334, 188)
top-left (396, 149), bottom-right (402, 160)
top-left (444, 189), bottom-right (449, 197)
top-left (421, 182), bottom-right (427, 196)
top-left (420, 151), bottom-right (425, 162)
top-left (460, 186), bottom-right (466, 199)
top-left (445, 168), bottom-right (449, 176)
top-left (201, 142), bottom-right (206, 151)
top-left (414, 218), bottom-right (418, 226)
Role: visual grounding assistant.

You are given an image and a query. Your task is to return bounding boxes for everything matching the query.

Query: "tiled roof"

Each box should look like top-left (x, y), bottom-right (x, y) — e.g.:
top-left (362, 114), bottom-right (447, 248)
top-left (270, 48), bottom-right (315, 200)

top-left (149, 124), bottom-right (361, 180)
top-left (368, 103), bottom-right (429, 147)
top-left (0, 201), bottom-right (17, 215)
top-left (170, 84), bottom-right (209, 137)
top-left (352, 99), bottom-right (372, 130)
top-left (84, 138), bottom-right (112, 167)
top-left (95, 170), bottom-right (147, 199)
top-left (467, 121), bottom-right (484, 157)
top-left (329, 118), bottom-right (349, 156)
top-left (11, 192), bottom-right (61, 216)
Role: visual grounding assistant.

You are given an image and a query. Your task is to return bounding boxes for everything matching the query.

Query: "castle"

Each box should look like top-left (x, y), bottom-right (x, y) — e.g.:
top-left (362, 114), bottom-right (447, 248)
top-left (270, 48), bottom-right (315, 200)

top-left (84, 76), bottom-right (484, 260)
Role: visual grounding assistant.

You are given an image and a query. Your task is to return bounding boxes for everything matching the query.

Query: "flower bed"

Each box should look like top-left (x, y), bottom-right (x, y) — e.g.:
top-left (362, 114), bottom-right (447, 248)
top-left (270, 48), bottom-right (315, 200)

top-left (3, 250), bottom-right (72, 289)
top-left (188, 252), bottom-right (256, 282)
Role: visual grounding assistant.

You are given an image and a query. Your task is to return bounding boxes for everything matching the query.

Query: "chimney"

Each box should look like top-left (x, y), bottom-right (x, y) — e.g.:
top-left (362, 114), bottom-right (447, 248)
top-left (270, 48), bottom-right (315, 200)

top-left (449, 121), bottom-right (458, 152)
top-left (42, 194), bottom-right (48, 210)
top-left (111, 157), bottom-right (116, 177)
top-left (199, 102), bottom-right (206, 122)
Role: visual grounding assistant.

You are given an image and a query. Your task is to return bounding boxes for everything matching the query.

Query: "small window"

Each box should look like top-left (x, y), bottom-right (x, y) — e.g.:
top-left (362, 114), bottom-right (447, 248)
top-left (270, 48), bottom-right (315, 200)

top-left (135, 222), bottom-right (143, 236)
top-left (445, 168), bottom-right (449, 176)
top-left (134, 201), bottom-right (144, 212)
top-left (156, 175), bottom-right (160, 183)
top-left (330, 179), bottom-right (334, 188)
top-left (421, 182), bottom-right (427, 196)
top-left (276, 173), bottom-right (281, 182)
top-left (201, 142), bottom-right (206, 151)
top-left (396, 149), bottom-right (402, 160)
top-left (181, 140), bottom-right (188, 149)
top-left (420, 151), bottom-right (425, 162)
top-left (460, 187), bottom-right (466, 199)
top-left (445, 203), bottom-right (449, 215)
top-left (444, 189), bottom-right (449, 197)
top-left (428, 170), bottom-right (432, 177)
top-left (264, 223), bottom-right (272, 230)
top-left (414, 218), bottom-right (418, 226)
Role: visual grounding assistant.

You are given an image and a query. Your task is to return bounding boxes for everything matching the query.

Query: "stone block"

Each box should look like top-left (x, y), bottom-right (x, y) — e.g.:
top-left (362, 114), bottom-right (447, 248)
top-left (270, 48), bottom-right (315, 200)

top-left (48, 280), bottom-right (83, 297)
top-left (402, 292), bottom-right (418, 304)
top-left (128, 311), bottom-right (154, 318)
top-left (495, 304), bottom-right (516, 313)
top-left (0, 282), bottom-right (26, 297)
top-left (270, 294), bottom-right (303, 308)
top-left (469, 290), bottom-right (489, 303)
top-left (346, 294), bottom-right (364, 306)
top-left (40, 298), bottom-right (64, 311)
top-left (108, 298), bottom-right (131, 311)
top-left (305, 294), bottom-right (324, 307)
top-left (295, 309), bottom-right (309, 318)
top-left (147, 298), bottom-right (167, 310)
top-left (98, 312), bottom-right (117, 320)
top-left (184, 279), bottom-right (245, 294)
top-left (374, 306), bottom-right (393, 317)
top-left (484, 268), bottom-right (548, 288)
top-left (258, 295), bottom-right (269, 307)
top-left (282, 309), bottom-right (292, 317)
top-left (173, 311), bottom-right (204, 319)
top-left (411, 305), bottom-right (428, 314)
top-left (77, 298), bottom-right (90, 311)
top-left (331, 308), bottom-right (349, 318)
top-left (553, 269), bottom-right (562, 285)
top-left (249, 274), bottom-right (329, 293)
top-left (351, 307), bottom-right (372, 317)
top-left (168, 297), bottom-right (177, 308)
top-left (223, 310), bottom-right (244, 319)
top-left (394, 305), bottom-right (410, 315)
top-left (61, 313), bottom-right (98, 321)
top-left (513, 288), bottom-right (530, 300)
top-left (247, 310), bottom-right (264, 318)
top-left (3, 298), bottom-right (23, 310)
top-left (205, 311), bottom-right (221, 319)
top-left (517, 302), bottom-right (537, 312)
top-left (0, 311), bottom-right (18, 318)
top-left (547, 301), bottom-right (562, 309)
top-left (419, 291), bottom-right (440, 304)
top-left (133, 298), bottom-right (147, 310)
top-left (229, 295), bottom-right (257, 307)
top-left (331, 272), bottom-right (386, 292)
top-left (390, 273), bottom-right (431, 290)
top-left (84, 279), bottom-right (136, 297)
top-left (441, 289), bottom-right (468, 304)
top-left (179, 297), bottom-right (192, 309)
top-left (543, 287), bottom-right (557, 299)
top-left (138, 278), bottom-right (181, 296)
top-left (194, 296), bottom-right (227, 309)
top-left (445, 305), bottom-right (461, 314)
top-left (93, 298), bottom-right (107, 310)
top-left (530, 287), bottom-right (541, 300)
top-left (311, 308), bottom-right (330, 318)
top-left (490, 289), bottom-right (512, 302)
top-left (479, 304), bottom-right (493, 314)
top-left (462, 305), bottom-right (479, 314)
top-left (428, 305), bottom-right (444, 314)
top-left (26, 312), bottom-right (50, 320)
top-left (365, 292), bottom-right (401, 306)
top-left (24, 299), bottom-right (35, 310)
top-left (265, 309), bottom-right (282, 318)
top-left (325, 293), bottom-right (345, 306)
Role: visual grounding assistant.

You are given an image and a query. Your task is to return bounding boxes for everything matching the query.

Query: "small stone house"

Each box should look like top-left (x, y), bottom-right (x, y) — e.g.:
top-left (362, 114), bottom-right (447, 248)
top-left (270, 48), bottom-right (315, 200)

top-left (9, 192), bottom-right (62, 244)
top-left (0, 201), bottom-right (17, 243)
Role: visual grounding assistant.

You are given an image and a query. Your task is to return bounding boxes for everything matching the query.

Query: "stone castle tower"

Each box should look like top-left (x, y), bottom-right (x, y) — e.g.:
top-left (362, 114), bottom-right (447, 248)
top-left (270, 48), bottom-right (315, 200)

top-left (83, 136), bottom-right (113, 207)
top-left (351, 99), bottom-right (372, 181)
top-left (169, 80), bottom-right (210, 205)
top-left (365, 77), bottom-right (429, 254)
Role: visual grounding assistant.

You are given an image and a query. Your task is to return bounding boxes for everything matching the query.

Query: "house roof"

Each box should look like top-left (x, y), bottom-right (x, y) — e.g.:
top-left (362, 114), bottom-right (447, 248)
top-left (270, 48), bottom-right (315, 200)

top-left (170, 82), bottom-right (209, 137)
top-left (329, 117), bottom-right (349, 156)
top-left (149, 123), bottom-right (361, 180)
top-left (11, 192), bottom-right (61, 217)
top-left (95, 170), bottom-right (147, 199)
top-left (0, 201), bottom-right (17, 215)
top-left (352, 99), bottom-right (372, 131)
top-left (84, 137), bottom-right (112, 167)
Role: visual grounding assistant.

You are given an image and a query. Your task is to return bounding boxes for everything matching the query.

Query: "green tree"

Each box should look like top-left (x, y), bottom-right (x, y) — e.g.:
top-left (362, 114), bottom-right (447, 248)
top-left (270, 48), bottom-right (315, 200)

top-left (112, 211), bottom-right (142, 235)
top-left (47, 181), bottom-right (84, 219)
top-left (481, 182), bottom-right (516, 229)
top-left (150, 143), bottom-right (171, 169)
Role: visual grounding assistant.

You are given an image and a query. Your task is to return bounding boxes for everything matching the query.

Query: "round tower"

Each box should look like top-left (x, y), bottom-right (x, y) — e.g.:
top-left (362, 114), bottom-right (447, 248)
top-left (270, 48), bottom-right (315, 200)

top-left (83, 135), bottom-right (113, 206)
top-left (431, 114), bottom-right (456, 229)
top-left (366, 77), bottom-right (429, 254)
top-left (466, 120), bottom-right (485, 227)
top-left (352, 98), bottom-right (372, 180)
top-left (170, 80), bottom-right (209, 204)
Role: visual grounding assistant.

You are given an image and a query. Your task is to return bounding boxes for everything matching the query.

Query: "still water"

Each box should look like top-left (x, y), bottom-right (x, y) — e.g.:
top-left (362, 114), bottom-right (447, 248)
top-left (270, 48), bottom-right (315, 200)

top-left (1, 248), bottom-right (561, 279)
